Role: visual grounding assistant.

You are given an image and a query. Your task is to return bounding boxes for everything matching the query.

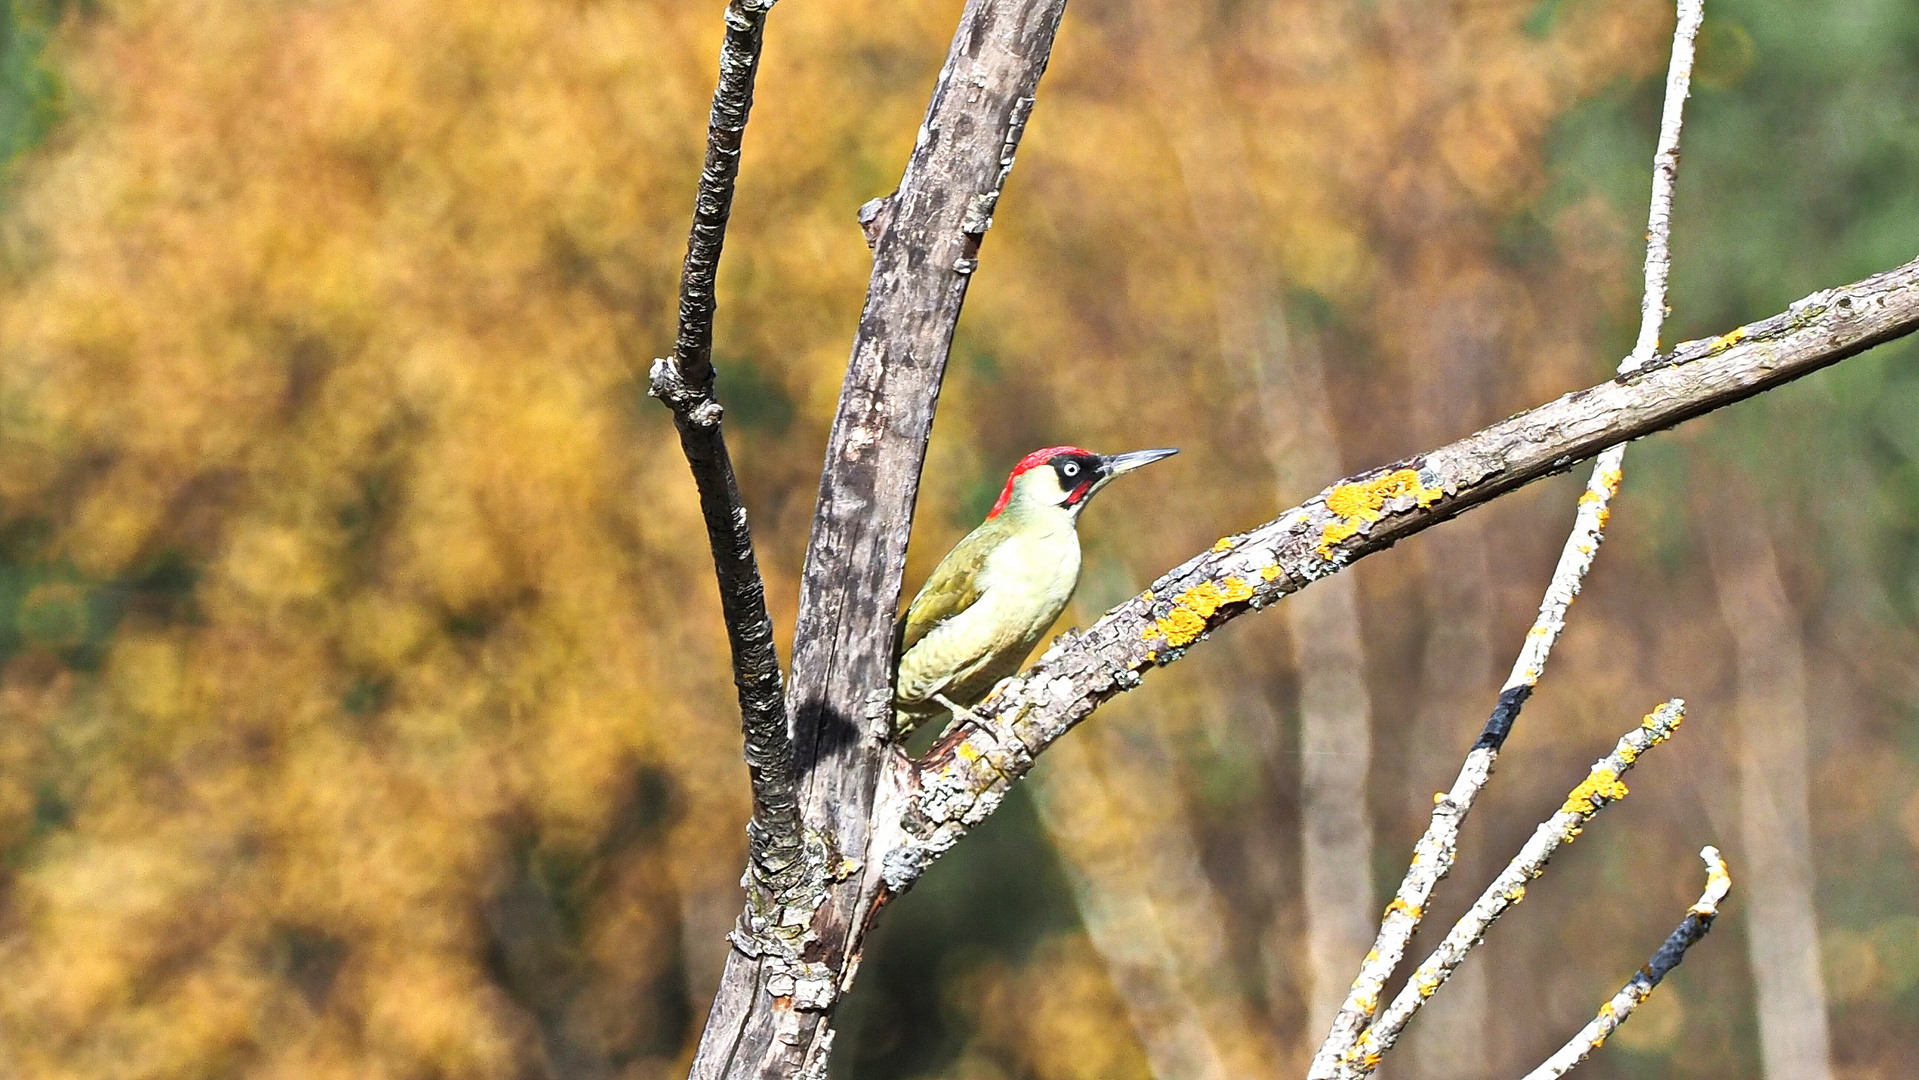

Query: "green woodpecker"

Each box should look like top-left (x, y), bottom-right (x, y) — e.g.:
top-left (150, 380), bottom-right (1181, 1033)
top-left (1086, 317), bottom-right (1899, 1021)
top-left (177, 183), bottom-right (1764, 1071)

top-left (894, 445), bottom-right (1178, 737)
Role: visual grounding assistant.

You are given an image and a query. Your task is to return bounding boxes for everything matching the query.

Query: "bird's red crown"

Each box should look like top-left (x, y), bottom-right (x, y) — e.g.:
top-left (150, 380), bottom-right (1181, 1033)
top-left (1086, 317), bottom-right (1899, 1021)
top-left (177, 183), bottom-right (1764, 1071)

top-left (987, 446), bottom-right (1094, 519)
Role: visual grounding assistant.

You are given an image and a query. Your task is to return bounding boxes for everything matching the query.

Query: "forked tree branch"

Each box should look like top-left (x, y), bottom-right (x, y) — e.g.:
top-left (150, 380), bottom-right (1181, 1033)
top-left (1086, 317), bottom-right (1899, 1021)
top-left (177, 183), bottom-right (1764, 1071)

top-left (1332, 701), bottom-right (1689, 1078)
top-left (650, 0), bottom-right (807, 920)
top-left (1312, 2), bottom-right (1704, 1068)
top-left (688, 2), bottom-right (1072, 1077)
top-left (1518, 847), bottom-right (1733, 1080)
top-left (883, 252), bottom-right (1919, 893)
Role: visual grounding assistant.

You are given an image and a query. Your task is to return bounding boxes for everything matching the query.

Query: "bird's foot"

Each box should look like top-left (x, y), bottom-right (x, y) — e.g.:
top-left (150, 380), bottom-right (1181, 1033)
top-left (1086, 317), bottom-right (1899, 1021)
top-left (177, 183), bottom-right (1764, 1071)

top-left (932, 693), bottom-right (990, 729)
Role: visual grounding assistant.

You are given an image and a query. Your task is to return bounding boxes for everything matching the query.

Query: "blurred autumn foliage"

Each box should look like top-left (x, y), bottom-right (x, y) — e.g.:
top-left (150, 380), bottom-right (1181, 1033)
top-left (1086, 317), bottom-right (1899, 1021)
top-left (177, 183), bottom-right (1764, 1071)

top-left (0, 1), bottom-right (1914, 1079)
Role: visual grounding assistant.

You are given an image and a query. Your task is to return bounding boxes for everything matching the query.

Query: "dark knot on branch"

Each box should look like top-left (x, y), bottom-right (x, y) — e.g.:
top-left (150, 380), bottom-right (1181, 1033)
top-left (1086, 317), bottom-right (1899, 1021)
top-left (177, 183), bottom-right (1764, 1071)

top-left (649, 355), bottom-right (725, 428)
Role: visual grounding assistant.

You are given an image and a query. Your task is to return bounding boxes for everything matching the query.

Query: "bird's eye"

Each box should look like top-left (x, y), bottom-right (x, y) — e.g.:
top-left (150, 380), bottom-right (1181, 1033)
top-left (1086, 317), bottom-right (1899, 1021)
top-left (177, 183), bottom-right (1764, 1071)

top-left (1062, 462), bottom-right (1080, 477)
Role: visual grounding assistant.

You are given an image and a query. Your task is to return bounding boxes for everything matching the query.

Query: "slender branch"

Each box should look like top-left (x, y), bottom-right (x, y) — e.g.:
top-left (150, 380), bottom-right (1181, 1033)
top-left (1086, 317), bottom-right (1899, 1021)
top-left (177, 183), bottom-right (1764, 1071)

top-left (1518, 847), bottom-right (1733, 1080)
top-left (664, 0), bottom-right (781, 392)
top-left (883, 253), bottom-right (1919, 893)
top-left (1309, 4), bottom-right (1704, 1068)
top-left (1630, 0), bottom-right (1703, 370)
top-left (649, 0), bottom-right (806, 923)
top-left (1331, 701), bottom-right (1689, 1079)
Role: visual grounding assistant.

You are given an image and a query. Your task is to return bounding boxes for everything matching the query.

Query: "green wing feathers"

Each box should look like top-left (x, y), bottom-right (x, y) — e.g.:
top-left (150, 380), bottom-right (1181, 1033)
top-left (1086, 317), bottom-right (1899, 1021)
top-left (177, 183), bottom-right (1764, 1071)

top-left (898, 525), bottom-right (997, 654)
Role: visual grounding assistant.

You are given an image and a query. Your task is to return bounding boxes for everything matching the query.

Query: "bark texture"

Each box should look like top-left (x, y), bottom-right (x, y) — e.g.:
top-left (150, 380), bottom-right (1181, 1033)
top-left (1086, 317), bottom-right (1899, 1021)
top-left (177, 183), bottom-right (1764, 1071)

top-left (649, 0), bottom-right (806, 919)
top-left (888, 254), bottom-right (1919, 897)
top-left (1404, 283), bottom-right (1499, 1080)
top-left (686, 2), bottom-right (1070, 1076)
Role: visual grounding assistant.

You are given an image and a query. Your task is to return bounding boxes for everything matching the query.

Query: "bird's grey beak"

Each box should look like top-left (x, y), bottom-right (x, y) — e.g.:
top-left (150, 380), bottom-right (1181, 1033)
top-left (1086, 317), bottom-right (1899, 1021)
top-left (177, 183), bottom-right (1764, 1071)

top-left (1100, 447), bottom-right (1180, 476)
top-left (1073, 448), bottom-right (1178, 511)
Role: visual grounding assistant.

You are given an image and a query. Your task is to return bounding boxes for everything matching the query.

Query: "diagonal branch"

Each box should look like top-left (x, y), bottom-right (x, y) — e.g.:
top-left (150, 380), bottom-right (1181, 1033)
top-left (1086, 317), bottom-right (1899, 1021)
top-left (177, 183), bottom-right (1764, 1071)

top-left (881, 252), bottom-right (1919, 893)
top-left (1519, 847), bottom-right (1733, 1080)
top-left (1310, 2), bottom-right (1705, 1068)
top-left (1332, 701), bottom-right (1689, 1079)
top-left (649, 0), bottom-right (806, 919)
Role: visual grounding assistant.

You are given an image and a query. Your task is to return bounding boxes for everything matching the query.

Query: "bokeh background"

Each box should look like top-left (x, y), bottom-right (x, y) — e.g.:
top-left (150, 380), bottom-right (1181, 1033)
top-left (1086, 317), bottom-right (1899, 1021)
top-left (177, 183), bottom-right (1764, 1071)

top-left (0, 0), bottom-right (1914, 1078)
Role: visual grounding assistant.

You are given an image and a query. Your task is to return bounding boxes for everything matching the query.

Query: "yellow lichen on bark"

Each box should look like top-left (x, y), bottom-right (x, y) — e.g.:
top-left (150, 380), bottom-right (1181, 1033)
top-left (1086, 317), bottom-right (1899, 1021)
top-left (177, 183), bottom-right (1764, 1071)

top-left (1641, 705), bottom-right (1684, 739)
top-left (1142, 578), bottom-right (1255, 646)
top-left (1150, 607), bottom-right (1209, 646)
top-left (1561, 769), bottom-right (1630, 815)
top-left (1317, 468), bottom-right (1444, 556)
top-left (1706, 326), bottom-right (1747, 353)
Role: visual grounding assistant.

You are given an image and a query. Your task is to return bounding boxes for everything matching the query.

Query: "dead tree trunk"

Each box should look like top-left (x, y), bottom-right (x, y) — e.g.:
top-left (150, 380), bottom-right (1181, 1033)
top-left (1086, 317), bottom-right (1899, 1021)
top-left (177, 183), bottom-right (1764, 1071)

top-left (686, 2), bottom-right (1073, 1076)
top-left (1404, 281), bottom-right (1500, 1080)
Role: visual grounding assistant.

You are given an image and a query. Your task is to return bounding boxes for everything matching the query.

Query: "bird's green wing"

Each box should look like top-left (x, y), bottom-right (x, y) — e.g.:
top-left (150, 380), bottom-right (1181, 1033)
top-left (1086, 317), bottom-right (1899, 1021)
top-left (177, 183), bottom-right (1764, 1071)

top-left (898, 525), bottom-right (999, 654)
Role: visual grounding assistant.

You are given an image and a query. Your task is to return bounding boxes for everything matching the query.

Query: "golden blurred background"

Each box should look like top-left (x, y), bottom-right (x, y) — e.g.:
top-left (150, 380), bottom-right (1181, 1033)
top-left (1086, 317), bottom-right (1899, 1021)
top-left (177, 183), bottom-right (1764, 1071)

top-left (0, 1), bottom-right (1913, 1078)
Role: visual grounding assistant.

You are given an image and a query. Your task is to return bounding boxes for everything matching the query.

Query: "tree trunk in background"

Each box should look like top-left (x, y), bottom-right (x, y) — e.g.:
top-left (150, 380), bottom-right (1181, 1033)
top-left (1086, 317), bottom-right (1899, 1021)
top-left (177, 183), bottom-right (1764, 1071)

top-left (1706, 511), bottom-right (1835, 1080)
top-left (1284, 584), bottom-right (1381, 1032)
top-left (1133, 3), bottom-right (1378, 1036)
top-left (1033, 724), bottom-right (1272, 1080)
top-left (1402, 280), bottom-right (1500, 1080)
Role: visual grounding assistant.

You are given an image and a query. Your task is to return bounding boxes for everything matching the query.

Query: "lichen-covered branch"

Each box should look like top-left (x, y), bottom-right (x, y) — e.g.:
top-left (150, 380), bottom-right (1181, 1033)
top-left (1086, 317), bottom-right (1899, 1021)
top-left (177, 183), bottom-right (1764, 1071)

top-left (1308, 5), bottom-right (1703, 1069)
top-left (1329, 701), bottom-right (1688, 1079)
top-left (883, 254), bottom-right (1919, 893)
top-left (647, 0), bottom-right (807, 930)
top-left (1518, 848), bottom-right (1732, 1080)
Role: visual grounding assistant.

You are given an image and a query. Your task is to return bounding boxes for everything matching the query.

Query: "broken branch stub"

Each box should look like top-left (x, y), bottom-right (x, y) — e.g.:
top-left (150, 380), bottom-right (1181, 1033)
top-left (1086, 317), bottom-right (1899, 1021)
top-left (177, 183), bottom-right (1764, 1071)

top-left (1518, 848), bottom-right (1732, 1080)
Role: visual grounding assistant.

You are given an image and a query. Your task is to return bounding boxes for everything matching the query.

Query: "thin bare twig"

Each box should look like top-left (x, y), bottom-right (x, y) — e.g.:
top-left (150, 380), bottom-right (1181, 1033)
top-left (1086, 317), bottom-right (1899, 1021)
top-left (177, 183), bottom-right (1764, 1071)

top-left (1330, 701), bottom-right (1689, 1079)
top-left (1308, 3), bottom-right (1704, 1070)
top-left (1518, 847), bottom-right (1733, 1080)
top-left (649, 0), bottom-right (807, 924)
